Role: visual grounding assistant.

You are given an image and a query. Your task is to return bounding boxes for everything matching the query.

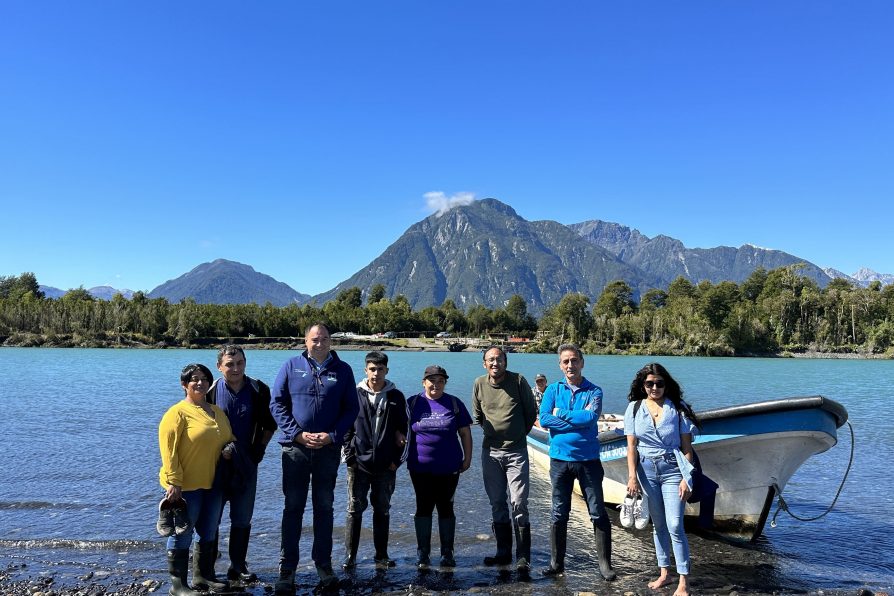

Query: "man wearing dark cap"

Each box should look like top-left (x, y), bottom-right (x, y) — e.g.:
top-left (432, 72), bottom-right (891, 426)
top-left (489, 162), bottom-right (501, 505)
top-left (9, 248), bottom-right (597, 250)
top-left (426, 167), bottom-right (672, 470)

top-left (472, 346), bottom-right (537, 576)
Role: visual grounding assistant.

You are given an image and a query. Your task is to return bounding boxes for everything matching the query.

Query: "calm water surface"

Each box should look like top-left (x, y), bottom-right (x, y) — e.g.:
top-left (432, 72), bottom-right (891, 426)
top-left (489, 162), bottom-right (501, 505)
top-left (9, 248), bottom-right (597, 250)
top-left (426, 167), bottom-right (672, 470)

top-left (0, 348), bottom-right (890, 594)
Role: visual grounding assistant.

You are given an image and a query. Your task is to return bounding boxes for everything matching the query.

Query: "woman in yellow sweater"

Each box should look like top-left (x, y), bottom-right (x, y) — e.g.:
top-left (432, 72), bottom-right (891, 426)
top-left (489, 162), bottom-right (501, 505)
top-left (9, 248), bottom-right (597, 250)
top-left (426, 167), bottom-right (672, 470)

top-left (159, 363), bottom-right (234, 595)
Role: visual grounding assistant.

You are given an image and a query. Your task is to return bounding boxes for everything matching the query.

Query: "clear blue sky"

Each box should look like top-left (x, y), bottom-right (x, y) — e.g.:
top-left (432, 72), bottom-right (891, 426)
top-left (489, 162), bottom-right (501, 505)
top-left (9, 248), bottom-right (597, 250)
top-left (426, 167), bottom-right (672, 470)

top-left (2, 1), bottom-right (891, 296)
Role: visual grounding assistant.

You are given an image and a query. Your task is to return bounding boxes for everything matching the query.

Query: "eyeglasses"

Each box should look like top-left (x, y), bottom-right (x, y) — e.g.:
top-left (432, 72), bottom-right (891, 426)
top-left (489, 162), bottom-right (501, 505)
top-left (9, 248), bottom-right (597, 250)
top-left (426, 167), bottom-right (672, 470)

top-left (189, 376), bottom-right (209, 384)
top-left (644, 380), bottom-right (665, 389)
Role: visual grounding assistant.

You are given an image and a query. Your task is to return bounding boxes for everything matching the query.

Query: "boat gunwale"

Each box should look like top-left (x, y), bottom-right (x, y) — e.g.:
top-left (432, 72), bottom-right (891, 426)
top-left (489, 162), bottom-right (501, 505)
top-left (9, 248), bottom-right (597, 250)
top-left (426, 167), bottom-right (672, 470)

top-left (527, 396), bottom-right (848, 446)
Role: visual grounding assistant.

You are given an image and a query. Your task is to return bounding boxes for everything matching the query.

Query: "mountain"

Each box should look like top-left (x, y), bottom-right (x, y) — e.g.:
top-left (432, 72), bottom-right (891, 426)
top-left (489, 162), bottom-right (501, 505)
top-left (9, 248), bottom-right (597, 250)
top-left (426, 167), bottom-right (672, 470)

top-left (312, 198), bottom-right (650, 312)
top-left (148, 259), bottom-right (310, 306)
top-left (39, 285), bottom-right (66, 299)
top-left (851, 268), bottom-right (894, 287)
top-left (569, 220), bottom-right (833, 288)
top-left (88, 286), bottom-right (134, 300)
top-left (37, 285), bottom-right (134, 300)
top-left (823, 268), bottom-right (858, 284)
top-left (826, 267), bottom-right (894, 288)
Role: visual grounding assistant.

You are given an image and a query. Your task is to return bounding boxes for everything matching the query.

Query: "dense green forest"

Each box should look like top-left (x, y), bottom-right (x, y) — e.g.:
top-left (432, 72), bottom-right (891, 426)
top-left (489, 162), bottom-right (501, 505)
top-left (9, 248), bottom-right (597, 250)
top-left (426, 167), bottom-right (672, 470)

top-left (1, 266), bottom-right (893, 357)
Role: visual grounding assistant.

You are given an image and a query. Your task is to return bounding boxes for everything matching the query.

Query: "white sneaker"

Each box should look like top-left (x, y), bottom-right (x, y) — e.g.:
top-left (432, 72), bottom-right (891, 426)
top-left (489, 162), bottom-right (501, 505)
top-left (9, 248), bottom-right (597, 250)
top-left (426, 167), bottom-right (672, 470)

top-left (633, 494), bottom-right (650, 530)
top-left (619, 495), bottom-right (635, 528)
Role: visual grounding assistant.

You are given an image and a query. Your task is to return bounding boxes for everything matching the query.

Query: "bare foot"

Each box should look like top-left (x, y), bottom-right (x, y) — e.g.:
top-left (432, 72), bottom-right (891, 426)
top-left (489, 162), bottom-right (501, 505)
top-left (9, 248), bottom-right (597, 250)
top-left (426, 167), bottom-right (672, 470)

top-left (648, 568), bottom-right (671, 590)
top-left (673, 574), bottom-right (690, 596)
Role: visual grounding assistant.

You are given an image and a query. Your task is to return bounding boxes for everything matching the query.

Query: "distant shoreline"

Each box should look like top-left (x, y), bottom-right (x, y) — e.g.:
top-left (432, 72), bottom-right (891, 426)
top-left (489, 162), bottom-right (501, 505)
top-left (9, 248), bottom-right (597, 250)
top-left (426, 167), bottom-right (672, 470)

top-left (1, 333), bottom-right (890, 359)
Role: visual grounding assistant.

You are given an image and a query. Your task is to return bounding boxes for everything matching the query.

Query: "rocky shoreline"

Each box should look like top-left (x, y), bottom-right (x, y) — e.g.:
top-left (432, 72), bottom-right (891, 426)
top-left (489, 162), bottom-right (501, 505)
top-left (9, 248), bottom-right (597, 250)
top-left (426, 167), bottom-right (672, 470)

top-left (1, 333), bottom-right (891, 359)
top-left (3, 541), bottom-right (886, 596)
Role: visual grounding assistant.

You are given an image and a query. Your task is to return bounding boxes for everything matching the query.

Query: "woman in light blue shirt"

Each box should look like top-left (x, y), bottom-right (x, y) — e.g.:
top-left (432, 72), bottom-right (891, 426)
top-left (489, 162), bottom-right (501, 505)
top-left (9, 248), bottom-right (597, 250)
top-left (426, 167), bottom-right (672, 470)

top-left (624, 363), bottom-right (700, 596)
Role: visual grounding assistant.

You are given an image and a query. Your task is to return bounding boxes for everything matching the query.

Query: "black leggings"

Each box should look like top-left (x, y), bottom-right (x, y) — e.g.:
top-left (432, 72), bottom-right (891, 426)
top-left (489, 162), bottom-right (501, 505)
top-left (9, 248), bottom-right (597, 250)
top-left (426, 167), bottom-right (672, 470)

top-left (410, 471), bottom-right (459, 518)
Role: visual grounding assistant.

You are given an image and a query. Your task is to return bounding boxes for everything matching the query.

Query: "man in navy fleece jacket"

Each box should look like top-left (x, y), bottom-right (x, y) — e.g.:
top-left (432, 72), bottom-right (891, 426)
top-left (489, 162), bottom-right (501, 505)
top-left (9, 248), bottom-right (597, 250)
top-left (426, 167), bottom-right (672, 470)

top-left (270, 322), bottom-right (359, 593)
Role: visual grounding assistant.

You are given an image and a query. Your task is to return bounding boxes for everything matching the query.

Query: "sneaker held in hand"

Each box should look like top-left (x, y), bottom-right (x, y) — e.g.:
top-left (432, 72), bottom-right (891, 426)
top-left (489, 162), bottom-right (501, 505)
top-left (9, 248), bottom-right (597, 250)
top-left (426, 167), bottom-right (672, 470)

top-left (633, 493), bottom-right (650, 530)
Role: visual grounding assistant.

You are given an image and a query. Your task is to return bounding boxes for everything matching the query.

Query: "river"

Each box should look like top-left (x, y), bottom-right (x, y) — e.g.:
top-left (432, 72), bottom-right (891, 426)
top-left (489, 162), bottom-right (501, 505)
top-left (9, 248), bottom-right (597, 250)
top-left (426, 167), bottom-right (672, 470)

top-left (0, 348), bottom-right (889, 594)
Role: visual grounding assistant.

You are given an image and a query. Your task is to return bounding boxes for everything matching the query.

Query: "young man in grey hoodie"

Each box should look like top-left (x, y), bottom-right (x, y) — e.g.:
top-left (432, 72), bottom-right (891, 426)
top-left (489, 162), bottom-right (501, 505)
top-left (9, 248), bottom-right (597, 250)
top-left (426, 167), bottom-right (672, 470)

top-left (341, 351), bottom-right (409, 569)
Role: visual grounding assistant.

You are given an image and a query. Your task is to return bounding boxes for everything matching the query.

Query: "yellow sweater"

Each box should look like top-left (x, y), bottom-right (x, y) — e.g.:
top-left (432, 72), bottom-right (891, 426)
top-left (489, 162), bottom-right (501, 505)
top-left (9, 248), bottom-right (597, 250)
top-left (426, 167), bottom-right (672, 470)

top-left (158, 400), bottom-right (234, 491)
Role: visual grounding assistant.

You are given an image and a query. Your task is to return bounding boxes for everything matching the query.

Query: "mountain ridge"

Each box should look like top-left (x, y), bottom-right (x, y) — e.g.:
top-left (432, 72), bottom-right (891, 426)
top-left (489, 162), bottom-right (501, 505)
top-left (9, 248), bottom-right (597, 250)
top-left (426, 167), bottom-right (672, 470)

top-left (31, 199), bottom-right (892, 306)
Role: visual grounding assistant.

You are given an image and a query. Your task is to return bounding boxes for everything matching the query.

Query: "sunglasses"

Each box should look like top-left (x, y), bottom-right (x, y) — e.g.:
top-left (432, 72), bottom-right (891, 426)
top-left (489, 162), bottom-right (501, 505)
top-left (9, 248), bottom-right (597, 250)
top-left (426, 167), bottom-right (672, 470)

top-left (644, 380), bottom-right (665, 389)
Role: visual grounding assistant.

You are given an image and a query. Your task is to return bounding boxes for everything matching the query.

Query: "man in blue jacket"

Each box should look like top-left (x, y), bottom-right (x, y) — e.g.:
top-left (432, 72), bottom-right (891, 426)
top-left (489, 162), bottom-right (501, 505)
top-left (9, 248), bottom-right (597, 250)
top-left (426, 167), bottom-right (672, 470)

top-left (270, 323), bottom-right (359, 593)
top-left (209, 344), bottom-right (277, 585)
top-left (538, 343), bottom-right (616, 581)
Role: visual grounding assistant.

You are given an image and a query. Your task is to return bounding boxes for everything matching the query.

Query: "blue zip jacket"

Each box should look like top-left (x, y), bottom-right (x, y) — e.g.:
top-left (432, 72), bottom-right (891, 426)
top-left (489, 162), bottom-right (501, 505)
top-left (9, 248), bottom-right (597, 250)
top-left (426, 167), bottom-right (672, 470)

top-left (538, 377), bottom-right (603, 461)
top-left (270, 350), bottom-right (359, 446)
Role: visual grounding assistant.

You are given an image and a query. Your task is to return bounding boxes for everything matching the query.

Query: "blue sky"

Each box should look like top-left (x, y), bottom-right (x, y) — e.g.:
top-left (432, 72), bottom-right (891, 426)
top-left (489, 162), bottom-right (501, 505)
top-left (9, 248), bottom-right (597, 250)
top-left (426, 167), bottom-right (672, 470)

top-left (2, 1), bottom-right (891, 296)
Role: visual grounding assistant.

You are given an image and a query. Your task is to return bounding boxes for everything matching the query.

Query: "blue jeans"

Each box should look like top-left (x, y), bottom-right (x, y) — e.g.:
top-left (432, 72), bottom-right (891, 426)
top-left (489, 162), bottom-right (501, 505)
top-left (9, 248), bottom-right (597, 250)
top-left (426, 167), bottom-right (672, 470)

top-left (549, 458), bottom-right (610, 531)
top-left (638, 454), bottom-right (690, 575)
top-left (481, 446), bottom-right (530, 526)
top-left (221, 463), bottom-right (258, 529)
top-left (346, 466), bottom-right (396, 516)
top-left (166, 487), bottom-right (223, 550)
top-left (279, 443), bottom-right (340, 570)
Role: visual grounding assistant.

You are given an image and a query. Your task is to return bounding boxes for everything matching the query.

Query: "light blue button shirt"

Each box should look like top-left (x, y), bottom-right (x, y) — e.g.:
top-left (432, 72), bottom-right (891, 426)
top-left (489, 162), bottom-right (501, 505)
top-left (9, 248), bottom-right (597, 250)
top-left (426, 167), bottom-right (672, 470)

top-left (624, 399), bottom-right (697, 489)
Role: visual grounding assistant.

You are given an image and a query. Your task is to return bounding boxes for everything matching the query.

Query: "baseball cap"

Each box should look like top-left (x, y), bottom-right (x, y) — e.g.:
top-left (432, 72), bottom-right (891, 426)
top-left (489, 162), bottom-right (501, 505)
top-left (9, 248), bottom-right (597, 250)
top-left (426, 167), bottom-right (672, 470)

top-left (422, 365), bottom-right (449, 380)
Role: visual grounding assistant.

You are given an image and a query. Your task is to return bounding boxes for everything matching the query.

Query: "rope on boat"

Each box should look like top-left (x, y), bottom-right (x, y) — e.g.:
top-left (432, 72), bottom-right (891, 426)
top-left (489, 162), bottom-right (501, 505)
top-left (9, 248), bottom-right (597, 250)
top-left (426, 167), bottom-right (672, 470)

top-left (770, 420), bottom-right (855, 528)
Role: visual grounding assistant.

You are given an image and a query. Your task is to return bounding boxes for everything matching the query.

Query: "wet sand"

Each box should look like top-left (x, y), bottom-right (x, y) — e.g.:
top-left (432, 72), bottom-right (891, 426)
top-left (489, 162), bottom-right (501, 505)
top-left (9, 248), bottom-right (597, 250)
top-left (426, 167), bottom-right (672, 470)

top-left (0, 528), bottom-right (873, 596)
top-left (2, 502), bottom-right (877, 596)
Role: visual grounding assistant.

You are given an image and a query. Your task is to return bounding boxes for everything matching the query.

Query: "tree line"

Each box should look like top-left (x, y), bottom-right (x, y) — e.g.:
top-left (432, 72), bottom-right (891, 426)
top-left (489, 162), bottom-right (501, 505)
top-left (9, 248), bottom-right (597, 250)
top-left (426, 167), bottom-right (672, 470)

top-left (1, 265), bottom-right (892, 356)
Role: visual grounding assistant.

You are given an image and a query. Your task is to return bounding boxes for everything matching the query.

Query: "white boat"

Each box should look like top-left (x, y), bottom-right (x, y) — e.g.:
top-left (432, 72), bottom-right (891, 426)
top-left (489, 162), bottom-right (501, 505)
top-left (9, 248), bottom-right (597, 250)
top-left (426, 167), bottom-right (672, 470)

top-left (527, 395), bottom-right (849, 540)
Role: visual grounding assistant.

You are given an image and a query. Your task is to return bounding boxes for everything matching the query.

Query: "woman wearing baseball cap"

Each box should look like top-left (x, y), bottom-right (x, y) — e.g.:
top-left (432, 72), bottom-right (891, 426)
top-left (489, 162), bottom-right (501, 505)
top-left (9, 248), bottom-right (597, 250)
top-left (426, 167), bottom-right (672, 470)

top-left (405, 365), bottom-right (473, 570)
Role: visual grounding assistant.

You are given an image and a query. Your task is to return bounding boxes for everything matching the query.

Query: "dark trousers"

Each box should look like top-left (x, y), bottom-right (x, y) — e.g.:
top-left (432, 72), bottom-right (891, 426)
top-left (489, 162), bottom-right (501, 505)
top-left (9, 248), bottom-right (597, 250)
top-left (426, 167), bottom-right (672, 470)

top-left (279, 443), bottom-right (339, 569)
top-left (346, 466), bottom-right (396, 516)
top-left (409, 471), bottom-right (459, 518)
top-left (549, 457), bottom-right (610, 531)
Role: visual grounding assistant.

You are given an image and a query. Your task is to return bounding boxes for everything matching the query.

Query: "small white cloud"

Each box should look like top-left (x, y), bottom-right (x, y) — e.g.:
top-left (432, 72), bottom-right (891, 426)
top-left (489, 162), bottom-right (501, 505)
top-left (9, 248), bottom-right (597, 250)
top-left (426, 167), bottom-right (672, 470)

top-left (424, 191), bottom-right (476, 216)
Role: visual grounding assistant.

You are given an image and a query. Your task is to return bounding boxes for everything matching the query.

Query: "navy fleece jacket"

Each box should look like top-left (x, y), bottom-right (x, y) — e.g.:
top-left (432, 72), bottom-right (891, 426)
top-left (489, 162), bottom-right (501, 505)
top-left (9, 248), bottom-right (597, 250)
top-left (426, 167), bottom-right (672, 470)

top-left (270, 350), bottom-right (359, 446)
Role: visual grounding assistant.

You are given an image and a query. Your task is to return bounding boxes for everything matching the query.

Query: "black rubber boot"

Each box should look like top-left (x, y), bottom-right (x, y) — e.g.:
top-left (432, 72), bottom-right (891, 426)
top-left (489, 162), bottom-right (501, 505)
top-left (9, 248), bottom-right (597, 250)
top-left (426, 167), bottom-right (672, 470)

top-left (192, 539), bottom-right (229, 592)
top-left (273, 567), bottom-right (295, 596)
top-left (166, 549), bottom-right (199, 596)
top-left (342, 513), bottom-right (362, 570)
top-left (541, 521), bottom-right (567, 577)
top-left (372, 511), bottom-right (395, 568)
top-left (414, 515), bottom-right (432, 570)
top-left (483, 521), bottom-right (513, 566)
top-left (226, 525), bottom-right (256, 583)
top-left (593, 520), bottom-right (617, 581)
top-left (438, 516), bottom-right (456, 567)
top-left (514, 522), bottom-right (532, 577)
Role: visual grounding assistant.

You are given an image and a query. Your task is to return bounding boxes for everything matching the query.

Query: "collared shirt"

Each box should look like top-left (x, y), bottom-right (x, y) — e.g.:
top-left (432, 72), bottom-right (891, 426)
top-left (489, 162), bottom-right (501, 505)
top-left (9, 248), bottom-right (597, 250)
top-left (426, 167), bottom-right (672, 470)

top-left (214, 380), bottom-right (254, 444)
top-left (624, 399), bottom-right (697, 488)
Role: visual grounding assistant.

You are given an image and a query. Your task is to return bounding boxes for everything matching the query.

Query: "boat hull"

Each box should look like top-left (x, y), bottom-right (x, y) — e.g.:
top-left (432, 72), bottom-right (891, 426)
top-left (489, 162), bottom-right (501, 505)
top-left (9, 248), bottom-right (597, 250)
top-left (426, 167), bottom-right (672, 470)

top-left (527, 396), bottom-right (847, 540)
